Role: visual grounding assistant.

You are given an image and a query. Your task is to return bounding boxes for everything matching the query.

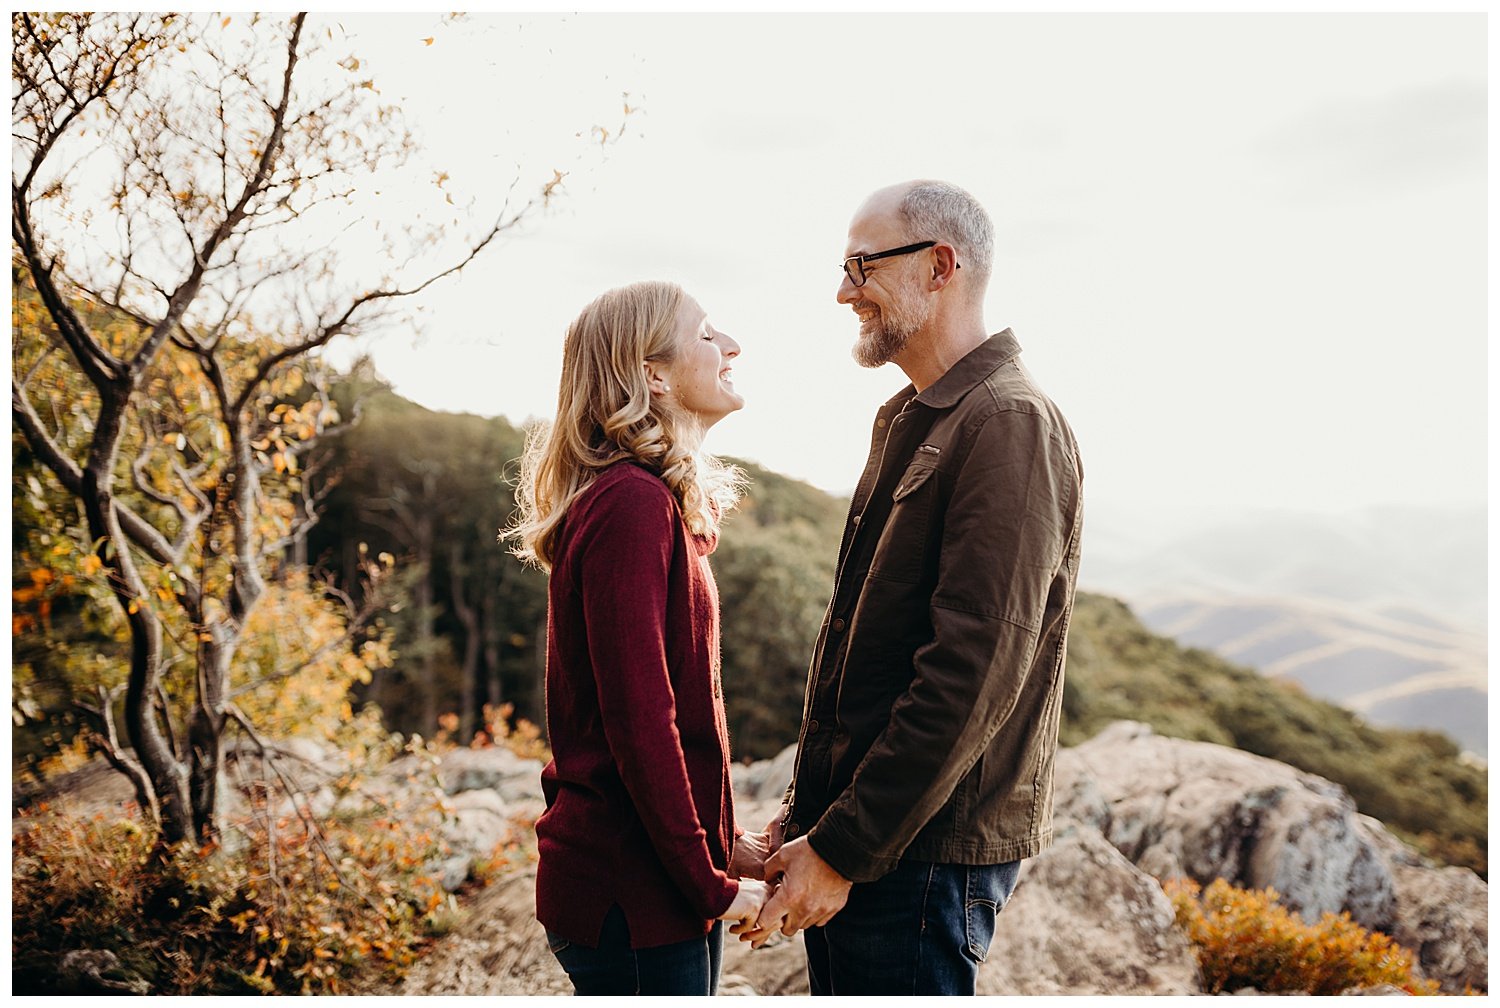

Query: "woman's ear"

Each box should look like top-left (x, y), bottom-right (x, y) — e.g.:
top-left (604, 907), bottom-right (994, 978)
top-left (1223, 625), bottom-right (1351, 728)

top-left (643, 360), bottom-right (672, 396)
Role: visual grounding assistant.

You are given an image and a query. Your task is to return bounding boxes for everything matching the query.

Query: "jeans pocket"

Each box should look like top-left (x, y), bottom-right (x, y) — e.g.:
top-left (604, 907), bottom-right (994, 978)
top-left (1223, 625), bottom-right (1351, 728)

top-left (961, 861), bottom-right (1021, 964)
top-left (962, 897), bottom-right (1000, 964)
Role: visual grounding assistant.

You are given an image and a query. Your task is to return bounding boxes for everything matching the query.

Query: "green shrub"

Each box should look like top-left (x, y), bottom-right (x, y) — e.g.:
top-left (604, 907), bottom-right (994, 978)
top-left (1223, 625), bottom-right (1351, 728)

top-left (1165, 878), bottom-right (1438, 995)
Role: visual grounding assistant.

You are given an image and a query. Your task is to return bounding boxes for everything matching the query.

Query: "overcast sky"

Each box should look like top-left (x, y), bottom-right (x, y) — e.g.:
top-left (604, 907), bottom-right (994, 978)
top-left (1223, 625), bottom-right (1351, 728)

top-left (320, 12), bottom-right (1486, 527)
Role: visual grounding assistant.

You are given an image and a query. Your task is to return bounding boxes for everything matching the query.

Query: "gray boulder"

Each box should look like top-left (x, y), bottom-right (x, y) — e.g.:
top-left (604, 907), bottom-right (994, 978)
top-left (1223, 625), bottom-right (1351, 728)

top-left (1057, 721), bottom-right (1396, 930)
top-left (433, 788), bottom-right (521, 892)
top-left (732, 744), bottom-right (798, 803)
top-left (1387, 862), bottom-right (1488, 994)
top-left (979, 817), bottom-right (1201, 995)
top-left (56, 949), bottom-right (150, 995)
top-left (431, 746), bottom-right (546, 801)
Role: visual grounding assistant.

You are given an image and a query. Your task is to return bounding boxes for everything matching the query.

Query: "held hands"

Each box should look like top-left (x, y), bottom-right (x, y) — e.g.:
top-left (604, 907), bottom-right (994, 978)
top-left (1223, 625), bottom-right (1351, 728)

top-left (718, 878), bottom-right (772, 929)
top-left (730, 830), bottom-right (774, 880)
top-left (729, 809), bottom-right (786, 881)
top-left (736, 836), bottom-right (852, 948)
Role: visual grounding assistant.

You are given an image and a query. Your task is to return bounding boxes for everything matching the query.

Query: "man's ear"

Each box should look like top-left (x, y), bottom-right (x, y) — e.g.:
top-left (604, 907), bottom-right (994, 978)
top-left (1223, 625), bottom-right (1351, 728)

top-left (929, 243), bottom-right (960, 291)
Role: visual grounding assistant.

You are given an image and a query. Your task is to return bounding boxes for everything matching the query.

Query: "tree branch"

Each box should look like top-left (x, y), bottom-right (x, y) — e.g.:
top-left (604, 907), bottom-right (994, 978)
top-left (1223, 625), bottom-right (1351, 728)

top-left (12, 201), bottom-right (126, 386)
top-left (75, 684), bottom-right (161, 826)
top-left (232, 197), bottom-right (526, 414)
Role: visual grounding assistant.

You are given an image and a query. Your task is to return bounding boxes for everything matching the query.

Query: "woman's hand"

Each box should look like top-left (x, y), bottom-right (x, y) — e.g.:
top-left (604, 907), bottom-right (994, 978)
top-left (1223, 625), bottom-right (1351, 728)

top-left (730, 830), bottom-right (773, 880)
top-left (730, 806), bottom-right (788, 879)
top-left (719, 878), bottom-right (772, 929)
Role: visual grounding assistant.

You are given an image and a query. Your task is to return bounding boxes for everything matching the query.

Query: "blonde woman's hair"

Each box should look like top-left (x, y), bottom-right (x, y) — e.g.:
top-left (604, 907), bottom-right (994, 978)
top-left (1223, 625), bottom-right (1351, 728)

top-left (506, 280), bottom-right (743, 570)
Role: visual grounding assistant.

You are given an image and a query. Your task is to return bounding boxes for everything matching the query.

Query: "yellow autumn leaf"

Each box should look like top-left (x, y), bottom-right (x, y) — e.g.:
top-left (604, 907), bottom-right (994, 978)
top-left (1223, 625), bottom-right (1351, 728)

top-left (80, 554), bottom-right (102, 576)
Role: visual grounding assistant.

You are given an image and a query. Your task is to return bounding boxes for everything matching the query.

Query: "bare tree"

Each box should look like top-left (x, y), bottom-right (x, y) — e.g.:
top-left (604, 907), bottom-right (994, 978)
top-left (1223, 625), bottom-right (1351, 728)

top-left (11, 12), bottom-right (591, 845)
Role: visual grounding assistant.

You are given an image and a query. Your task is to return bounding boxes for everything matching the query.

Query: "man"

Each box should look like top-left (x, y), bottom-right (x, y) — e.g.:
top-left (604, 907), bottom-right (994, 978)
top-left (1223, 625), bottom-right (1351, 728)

top-left (733, 180), bottom-right (1084, 995)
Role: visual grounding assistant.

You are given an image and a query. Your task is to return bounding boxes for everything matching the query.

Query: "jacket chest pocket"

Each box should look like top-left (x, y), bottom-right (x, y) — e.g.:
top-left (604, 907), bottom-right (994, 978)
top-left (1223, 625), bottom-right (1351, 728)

top-left (870, 453), bottom-right (944, 583)
top-left (893, 455), bottom-right (939, 501)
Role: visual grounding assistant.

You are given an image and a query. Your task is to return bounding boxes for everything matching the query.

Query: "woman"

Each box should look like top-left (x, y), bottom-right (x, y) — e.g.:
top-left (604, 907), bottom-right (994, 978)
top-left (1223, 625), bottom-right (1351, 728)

top-left (508, 281), bottom-right (769, 995)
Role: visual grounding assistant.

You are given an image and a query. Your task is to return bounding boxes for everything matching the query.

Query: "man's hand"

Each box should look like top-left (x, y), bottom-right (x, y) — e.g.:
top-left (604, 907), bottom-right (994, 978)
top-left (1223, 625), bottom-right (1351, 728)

top-left (765, 807), bottom-right (786, 856)
top-left (736, 836), bottom-right (852, 947)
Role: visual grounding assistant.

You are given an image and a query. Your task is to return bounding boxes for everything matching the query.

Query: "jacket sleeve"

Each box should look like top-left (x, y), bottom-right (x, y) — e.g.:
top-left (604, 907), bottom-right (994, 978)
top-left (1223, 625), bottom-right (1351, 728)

top-left (576, 476), bottom-right (739, 919)
top-left (806, 406), bottom-right (1079, 882)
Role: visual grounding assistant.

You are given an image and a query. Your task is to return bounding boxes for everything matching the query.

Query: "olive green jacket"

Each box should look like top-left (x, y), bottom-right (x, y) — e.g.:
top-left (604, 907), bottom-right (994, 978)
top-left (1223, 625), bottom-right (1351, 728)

top-left (784, 330), bottom-right (1084, 883)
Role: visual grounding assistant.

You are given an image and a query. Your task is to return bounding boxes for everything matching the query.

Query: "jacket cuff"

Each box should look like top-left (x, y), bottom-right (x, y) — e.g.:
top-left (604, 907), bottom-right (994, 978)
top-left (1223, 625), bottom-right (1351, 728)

top-left (806, 818), bottom-right (898, 884)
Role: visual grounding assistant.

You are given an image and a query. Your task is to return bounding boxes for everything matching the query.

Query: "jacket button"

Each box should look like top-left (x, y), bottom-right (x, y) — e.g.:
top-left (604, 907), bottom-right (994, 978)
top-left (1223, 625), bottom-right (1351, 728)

top-left (852, 514), bottom-right (862, 526)
top-left (832, 618), bottom-right (845, 632)
top-left (808, 719), bottom-right (820, 733)
top-left (876, 418), bottom-right (888, 429)
top-left (785, 823), bottom-right (800, 838)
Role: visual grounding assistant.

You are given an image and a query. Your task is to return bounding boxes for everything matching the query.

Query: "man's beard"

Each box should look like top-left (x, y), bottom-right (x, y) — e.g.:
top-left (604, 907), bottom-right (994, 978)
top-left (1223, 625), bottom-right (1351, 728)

top-left (852, 288), bottom-right (931, 368)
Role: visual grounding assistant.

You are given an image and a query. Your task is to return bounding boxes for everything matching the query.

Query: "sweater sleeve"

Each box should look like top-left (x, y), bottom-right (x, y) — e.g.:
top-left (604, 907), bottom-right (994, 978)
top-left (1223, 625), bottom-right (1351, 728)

top-left (575, 475), bottom-right (739, 920)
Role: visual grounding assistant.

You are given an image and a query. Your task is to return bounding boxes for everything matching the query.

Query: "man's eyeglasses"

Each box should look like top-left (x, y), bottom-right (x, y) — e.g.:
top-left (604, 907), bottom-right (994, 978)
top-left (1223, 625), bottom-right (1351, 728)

top-left (841, 241), bottom-right (956, 287)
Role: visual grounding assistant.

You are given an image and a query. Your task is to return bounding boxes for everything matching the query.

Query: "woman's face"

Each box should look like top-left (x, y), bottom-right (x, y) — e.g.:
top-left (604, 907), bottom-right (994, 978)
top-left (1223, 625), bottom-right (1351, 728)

top-left (660, 296), bottom-right (743, 430)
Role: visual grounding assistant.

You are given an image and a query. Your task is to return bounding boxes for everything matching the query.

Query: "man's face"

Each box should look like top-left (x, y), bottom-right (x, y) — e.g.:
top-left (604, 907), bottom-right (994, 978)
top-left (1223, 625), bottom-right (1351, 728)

top-left (837, 196), bottom-right (933, 369)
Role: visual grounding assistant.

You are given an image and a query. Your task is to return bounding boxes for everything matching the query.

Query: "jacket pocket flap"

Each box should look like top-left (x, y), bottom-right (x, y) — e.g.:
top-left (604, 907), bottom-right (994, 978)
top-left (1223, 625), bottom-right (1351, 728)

top-left (892, 459), bottom-right (939, 502)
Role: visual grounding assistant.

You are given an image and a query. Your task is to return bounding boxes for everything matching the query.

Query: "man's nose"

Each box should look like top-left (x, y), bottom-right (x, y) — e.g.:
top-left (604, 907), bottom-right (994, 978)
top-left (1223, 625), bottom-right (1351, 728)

top-left (837, 270), bottom-right (859, 304)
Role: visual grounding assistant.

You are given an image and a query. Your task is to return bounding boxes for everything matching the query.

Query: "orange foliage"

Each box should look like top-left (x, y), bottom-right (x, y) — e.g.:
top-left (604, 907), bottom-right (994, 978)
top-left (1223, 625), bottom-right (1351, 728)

top-left (1165, 877), bottom-right (1439, 995)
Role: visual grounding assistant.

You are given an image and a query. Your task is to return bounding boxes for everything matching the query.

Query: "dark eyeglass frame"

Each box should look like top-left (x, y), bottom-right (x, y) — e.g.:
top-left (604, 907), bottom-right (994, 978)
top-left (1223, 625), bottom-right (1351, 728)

top-left (842, 240), bottom-right (957, 287)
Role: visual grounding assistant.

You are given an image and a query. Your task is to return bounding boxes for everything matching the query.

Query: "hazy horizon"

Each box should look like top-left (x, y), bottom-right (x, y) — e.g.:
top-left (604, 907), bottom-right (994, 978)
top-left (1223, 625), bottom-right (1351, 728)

top-left (312, 12), bottom-right (1484, 523)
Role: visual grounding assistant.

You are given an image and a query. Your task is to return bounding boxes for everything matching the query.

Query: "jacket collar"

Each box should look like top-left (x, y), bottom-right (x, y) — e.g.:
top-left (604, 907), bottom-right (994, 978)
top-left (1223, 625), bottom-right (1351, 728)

top-left (913, 329), bottom-right (1023, 409)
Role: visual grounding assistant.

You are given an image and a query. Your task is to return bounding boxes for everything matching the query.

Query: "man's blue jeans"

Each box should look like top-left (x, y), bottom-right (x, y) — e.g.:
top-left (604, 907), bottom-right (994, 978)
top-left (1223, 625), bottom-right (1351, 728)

top-left (546, 904), bottom-right (724, 995)
top-left (804, 859), bottom-right (1022, 996)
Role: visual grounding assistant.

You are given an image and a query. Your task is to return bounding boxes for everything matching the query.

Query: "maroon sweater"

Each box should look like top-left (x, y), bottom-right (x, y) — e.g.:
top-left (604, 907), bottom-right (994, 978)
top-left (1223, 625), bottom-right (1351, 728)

top-left (534, 462), bottom-right (739, 948)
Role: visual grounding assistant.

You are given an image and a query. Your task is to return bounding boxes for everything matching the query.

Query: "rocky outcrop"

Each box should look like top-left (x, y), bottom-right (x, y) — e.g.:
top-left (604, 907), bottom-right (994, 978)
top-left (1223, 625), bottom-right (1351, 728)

top-left (731, 744), bottom-right (798, 803)
top-left (734, 729), bottom-right (1486, 995)
top-left (980, 817), bottom-right (1200, 995)
top-left (722, 931), bottom-right (811, 996)
top-left (1056, 721), bottom-right (1397, 930)
top-left (1387, 862), bottom-right (1488, 994)
top-left (55, 949), bottom-right (151, 995)
top-left (1055, 722), bottom-right (1487, 993)
top-left (375, 869), bottom-right (571, 997)
top-left (426, 746), bottom-right (548, 805)
top-left (31, 724), bottom-right (1487, 996)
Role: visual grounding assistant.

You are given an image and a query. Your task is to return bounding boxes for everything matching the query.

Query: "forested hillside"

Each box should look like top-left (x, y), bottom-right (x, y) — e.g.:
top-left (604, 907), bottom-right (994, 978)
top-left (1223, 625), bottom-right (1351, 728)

top-left (15, 379), bottom-right (1484, 876)
top-left (1062, 595), bottom-right (1486, 877)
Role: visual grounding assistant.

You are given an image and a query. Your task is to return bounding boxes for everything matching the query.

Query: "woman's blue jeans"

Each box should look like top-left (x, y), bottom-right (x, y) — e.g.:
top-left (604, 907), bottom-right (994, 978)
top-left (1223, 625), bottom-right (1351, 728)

top-left (804, 859), bottom-right (1022, 996)
top-left (546, 903), bottom-right (724, 995)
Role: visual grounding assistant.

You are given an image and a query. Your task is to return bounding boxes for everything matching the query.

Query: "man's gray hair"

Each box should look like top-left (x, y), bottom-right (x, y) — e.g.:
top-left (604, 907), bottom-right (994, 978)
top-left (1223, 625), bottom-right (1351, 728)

top-left (896, 181), bottom-right (994, 292)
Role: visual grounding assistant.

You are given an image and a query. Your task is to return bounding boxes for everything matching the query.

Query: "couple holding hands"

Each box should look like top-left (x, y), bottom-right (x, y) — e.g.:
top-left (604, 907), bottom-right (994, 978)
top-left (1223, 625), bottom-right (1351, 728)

top-left (509, 180), bottom-right (1084, 996)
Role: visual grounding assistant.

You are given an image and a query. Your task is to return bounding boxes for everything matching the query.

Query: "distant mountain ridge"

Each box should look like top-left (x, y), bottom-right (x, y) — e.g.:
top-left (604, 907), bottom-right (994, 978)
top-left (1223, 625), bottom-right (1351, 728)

top-left (1078, 504), bottom-right (1487, 757)
top-left (1062, 593), bottom-right (1485, 877)
top-left (1140, 593), bottom-right (1486, 756)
